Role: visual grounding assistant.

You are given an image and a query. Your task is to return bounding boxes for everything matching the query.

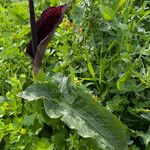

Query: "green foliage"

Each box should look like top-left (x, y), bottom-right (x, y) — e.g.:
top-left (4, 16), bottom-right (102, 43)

top-left (19, 74), bottom-right (127, 150)
top-left (0, 0), bottom-right (150, 149)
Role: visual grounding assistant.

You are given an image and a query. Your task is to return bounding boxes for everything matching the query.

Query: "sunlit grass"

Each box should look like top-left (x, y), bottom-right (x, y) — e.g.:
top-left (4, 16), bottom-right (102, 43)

top-left (0, 0), bottom-right (150, 149)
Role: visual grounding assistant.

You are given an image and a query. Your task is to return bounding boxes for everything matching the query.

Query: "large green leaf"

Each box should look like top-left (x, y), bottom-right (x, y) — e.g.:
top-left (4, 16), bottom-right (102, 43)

top-left (18, 74), bottom-right (128, 150)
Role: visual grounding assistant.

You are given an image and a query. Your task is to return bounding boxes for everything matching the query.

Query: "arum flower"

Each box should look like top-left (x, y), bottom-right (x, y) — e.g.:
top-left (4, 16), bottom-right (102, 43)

top-left (27, 1), bottom-right (68, 75)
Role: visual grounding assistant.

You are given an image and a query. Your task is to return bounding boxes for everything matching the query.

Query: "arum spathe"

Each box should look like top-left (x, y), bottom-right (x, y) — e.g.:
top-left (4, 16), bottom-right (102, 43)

top-left (27, 0), bottom-right (68, 76)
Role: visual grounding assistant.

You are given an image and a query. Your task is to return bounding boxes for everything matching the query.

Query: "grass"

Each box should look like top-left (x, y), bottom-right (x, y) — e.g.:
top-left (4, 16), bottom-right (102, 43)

top-left (0, 0), bottom-right (150, 149)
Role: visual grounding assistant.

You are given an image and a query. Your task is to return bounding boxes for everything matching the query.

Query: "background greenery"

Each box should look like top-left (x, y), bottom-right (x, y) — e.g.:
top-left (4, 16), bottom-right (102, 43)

top-left (0, 0), bottom-right (150, 149)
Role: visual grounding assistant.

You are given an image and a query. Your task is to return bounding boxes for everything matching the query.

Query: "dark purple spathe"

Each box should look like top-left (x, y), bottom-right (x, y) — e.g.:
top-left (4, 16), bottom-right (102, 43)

top-left (26, 5), bottom-right (67, 59)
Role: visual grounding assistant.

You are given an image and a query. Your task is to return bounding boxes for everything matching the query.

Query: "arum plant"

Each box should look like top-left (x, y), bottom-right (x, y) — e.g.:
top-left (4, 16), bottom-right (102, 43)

top-left (19, 1), bottom-right (128, 149)
top-left (27, 0), bottom-right (68, 76)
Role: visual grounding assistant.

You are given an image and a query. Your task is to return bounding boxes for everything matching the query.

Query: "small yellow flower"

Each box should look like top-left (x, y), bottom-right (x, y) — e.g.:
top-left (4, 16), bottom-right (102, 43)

top-left (3, 102), bottom-right (9, 109)
top-left (92, 95), bottom-right (99, 102)
top-left (73, 77), bottom-right (80, 84)
top-left (20, 128), bottom-right (26, 135)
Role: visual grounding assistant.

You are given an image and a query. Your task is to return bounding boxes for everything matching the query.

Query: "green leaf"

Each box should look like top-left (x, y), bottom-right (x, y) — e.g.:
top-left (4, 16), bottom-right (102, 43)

top-left (117, 72), bottom-right (129, 91)
top-left (117, 73), bottom-right (145, 92)
top-left (33, 68), bottom-right (47, 82)
top-left (18, 78), bottom-right (60, 101)
top-left (51, 132), bottom-right (66, 150)
top-left (23, 113), bottom-right (36, 126)
top-left (128, 107), bottom-right (150, 122)
top-left (87, 60), bottom-right (95, 78)
top-left (36, 138), bottom-right (54, 150)
top-left (116, 0), bottom-right (125, 11)
top-left (135, 131), bottom-right (150, 146)
top-left (106, 95), bottom-right (129, 112)
top-left (19, 74), bottom-right (128, 150)
top-left (99, 4), bottom-right (116, 20)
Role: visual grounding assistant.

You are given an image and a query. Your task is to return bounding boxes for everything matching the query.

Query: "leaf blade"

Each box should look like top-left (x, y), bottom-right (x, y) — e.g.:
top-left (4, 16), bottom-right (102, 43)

top-left (18, 75), bottom-right (128, 150)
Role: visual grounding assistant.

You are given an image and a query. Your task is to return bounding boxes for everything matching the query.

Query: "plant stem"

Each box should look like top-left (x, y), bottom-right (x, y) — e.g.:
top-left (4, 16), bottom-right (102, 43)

top-left (29, 0), bottom-right (38, 56)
